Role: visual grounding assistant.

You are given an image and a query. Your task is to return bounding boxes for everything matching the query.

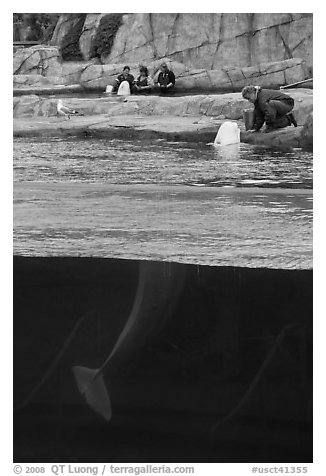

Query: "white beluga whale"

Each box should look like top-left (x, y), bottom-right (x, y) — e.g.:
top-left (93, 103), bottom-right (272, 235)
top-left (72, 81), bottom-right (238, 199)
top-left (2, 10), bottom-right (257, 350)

top-left (57, 99), bottom-right (83, 120)
top-left (117, 80), bottom-right (131, 96)
top-left (214, 121), bottom-right (240, 146)
top-left (72, 260), bottom-right (185, 421)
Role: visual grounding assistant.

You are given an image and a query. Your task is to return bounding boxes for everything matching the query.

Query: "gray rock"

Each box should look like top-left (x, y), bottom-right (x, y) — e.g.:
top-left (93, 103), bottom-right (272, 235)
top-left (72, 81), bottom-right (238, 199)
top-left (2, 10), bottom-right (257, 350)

top-left (103, 13), bottom-right (312, 74)
top-left (46, 13), bottom-right (312, 77)
top-left (300, 112), bottom-right (313, 149)
top-left (14, 75), bottom-right (51, 87)
top-left (12, 88), bottom-right (313, 150)
top-left (13, 95), bottom-right (40, 118)
top-left (241, 127), bottom-right (302, 149)
top-left (13, 74), bottom-right (64, 87)
top-left (79, 14), bottom-right (106, 60)
top-left (13, 45), bottom-right (62, 77)
top-left (13, 88), bottom-right (312, 126)
top-left (50, 14), bottom-right (83, 47)
top-left (13, 55), bottom-right (308, 94)
top-left (60, 62), bottom-right (85, 85)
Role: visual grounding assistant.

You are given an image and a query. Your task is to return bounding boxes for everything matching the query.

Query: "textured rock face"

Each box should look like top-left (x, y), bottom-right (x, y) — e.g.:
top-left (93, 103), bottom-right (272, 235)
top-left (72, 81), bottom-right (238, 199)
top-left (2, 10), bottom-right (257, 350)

top-left (50, 14), bottom-right (83, 46)
top-left (13, 89), bottom-right (312, 125)
top-left (13, 88), bottom-right (313, 148)
top-left (49, 13), bottom-right (312, 74)
top-left (176, 58), bottom-right (306, 91)
top-left (13, 74), bottom-right (52, 87)
top-left (13, 95), bottom-right (42, 118)
top-left (13, 46), bottom-right (62, 77)
top-left (241, 127), bottom-right (303, 148)
top-left (13, 110), bottom-right (310, 150)
top-left (55, 57), bottom-right (307, 91)
top-left (13, 48), bottom-right (307, 92)
top-left (13, 74), bottom-right (64, 87)
top-left (79, 14), bottom-right (106, 60)
top-left (105, 13), bottom-right (312, 73)
top-left (13, 13), bottom-right (312, 93)
top-left (300, 112), bottom-right (313, 149)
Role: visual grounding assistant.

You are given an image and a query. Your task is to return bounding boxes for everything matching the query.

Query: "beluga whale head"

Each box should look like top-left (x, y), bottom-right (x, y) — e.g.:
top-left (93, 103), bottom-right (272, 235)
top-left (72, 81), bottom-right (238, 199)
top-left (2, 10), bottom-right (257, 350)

top-left (117, 81), bottom-right (131, 96)
top-left (214, 121), bottom-right (240, 146)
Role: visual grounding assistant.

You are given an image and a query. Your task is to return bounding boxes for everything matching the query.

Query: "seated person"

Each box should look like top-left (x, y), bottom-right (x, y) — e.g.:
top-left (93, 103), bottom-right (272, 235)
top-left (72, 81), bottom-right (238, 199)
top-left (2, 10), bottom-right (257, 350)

top-left (241, 85), bottom-right (297, 133)
top-left (133, 66), bottom-right (153, 94)
top-left (157, 62), bottom-right (175, 94)
top-left (112, 66), bottom-right (135, 94)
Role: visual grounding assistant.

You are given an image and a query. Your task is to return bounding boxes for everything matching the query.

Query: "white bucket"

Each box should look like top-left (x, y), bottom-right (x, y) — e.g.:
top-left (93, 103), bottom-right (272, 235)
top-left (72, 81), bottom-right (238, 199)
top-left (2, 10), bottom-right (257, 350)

top-left (105, 85), bottom-right (113, 94)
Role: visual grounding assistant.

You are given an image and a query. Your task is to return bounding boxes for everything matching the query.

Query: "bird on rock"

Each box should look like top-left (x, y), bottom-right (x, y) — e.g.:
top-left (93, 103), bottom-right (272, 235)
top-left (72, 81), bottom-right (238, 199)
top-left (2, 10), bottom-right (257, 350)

top-left (57, 99), bottom-right (83, 120)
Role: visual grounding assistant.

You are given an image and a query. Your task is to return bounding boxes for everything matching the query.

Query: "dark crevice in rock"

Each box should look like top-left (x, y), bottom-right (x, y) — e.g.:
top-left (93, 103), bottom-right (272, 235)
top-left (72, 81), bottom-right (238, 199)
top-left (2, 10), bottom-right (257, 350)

top-left (81, 61), bottom-right (102, 75)
top-left (243, 70), bottom-right (262, 80)
top-left (14, 52), bottom-right (34, 75)
top-left (221, 69), bottom-right (233, 87)
top-left (113, 35), bottom-right (164, 62)
top-left (276, 26), bottom-right (293, 59)
top-left (122, 35), bottom-right (128, 56)
top-left (198, 99), bottom-right (211, 116)
top-left (148, 13), bottom-right (158, 59)
top-left (240, 69), bottom-right (248, 81)
top-left (37, 96), bottom-right (45, 115)
top-left (207, 15), bottom-right (217, 48)
top-left (255, 63), bottom-right (299, 78)
top-left (166, 13), bottom-right (181, 57)
top-left (38, 50), bottom-right (48, 76)
top-left (169, 41), bottom-right (217, 57)
top-left (179, 70), bottom-right (204, 78)
top-left (247, 13), bottom-right (255, 66)
top-left (206, 72), bottom-right (214, 89)
top-left (235, 15), bottom-right (310, 41)
top-left (13, 101), bottom-right (19, 113)
top-left (292, 37), bottom-right (307, 52)
top-left (212, 13), bottom-right (224, 69)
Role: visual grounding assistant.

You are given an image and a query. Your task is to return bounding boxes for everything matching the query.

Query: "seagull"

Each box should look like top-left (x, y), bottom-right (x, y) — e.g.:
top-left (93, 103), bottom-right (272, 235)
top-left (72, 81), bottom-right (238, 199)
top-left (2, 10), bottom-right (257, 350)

top-left (57, 99), bottom-right (82, 120)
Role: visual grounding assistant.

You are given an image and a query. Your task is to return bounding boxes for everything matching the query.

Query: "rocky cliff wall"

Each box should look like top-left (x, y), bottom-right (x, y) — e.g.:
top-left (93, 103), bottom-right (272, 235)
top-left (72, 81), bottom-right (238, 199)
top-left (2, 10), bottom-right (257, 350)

top-left (50, 13), bottom-right (312, 73)
top-left (13, 47), bottom-right (309, 93)
top-left (108, 13), bottom-right (312, 72)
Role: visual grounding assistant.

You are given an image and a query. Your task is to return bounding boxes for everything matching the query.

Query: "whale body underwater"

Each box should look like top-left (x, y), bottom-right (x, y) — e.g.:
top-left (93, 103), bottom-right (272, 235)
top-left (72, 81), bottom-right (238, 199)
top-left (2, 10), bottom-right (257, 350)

top-left (72, 121), bottom-right (239, 420)
top-left (73, 260), bottom-right (185, 421)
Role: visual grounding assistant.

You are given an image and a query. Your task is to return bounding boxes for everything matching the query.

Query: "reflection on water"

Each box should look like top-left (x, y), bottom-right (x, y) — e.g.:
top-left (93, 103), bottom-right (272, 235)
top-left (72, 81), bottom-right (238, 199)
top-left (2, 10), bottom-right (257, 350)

top-left (13, 137), bottom-right (312, 189)
top-left (13, 137), bottom-right (312, 268)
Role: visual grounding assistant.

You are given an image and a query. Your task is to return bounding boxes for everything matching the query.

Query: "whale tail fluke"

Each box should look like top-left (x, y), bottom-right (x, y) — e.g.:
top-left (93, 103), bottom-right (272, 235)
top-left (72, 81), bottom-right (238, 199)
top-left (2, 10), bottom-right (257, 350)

top-left (72, 366), bottom-right (112, 421)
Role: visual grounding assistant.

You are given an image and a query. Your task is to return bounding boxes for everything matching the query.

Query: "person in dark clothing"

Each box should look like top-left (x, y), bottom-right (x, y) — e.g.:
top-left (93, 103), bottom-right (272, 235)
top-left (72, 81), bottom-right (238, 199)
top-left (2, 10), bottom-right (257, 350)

top-left (112, 66), bottom-right (135, 93)
top-left (241, 85), bottom-right (297, 132)
top-left (157, 62), bottom-right (175, 94)
top-left (133, 66), bottom-right (153, 94)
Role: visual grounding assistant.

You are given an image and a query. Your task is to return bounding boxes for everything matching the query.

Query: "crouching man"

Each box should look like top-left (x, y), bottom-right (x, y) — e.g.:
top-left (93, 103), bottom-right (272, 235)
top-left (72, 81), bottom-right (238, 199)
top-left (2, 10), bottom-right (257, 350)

top-left (241, 85), bottom-right (297, 133)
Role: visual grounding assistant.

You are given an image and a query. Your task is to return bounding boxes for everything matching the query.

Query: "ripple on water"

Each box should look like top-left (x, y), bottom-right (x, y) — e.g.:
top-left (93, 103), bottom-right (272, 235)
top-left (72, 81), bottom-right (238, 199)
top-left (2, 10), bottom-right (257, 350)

top-left (13, 137), bottom-right (312, 189)
top-left (13, 137), bottom-right (312, 266)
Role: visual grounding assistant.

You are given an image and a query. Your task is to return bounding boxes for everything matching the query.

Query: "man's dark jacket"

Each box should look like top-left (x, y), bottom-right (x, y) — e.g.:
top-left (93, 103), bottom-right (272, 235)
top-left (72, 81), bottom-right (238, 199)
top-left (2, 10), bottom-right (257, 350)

top-left (158, 70), bottom-right (175, 87)
top-left (253, 88), bottom-right (294, 131)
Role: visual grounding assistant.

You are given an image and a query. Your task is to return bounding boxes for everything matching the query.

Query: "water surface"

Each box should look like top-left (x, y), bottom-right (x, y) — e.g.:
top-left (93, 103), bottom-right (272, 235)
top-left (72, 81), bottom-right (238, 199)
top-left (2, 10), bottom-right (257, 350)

top-left (13, 137), bottom-right (313, 268)
top-left (13, 137), bottom-right (313, 189)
